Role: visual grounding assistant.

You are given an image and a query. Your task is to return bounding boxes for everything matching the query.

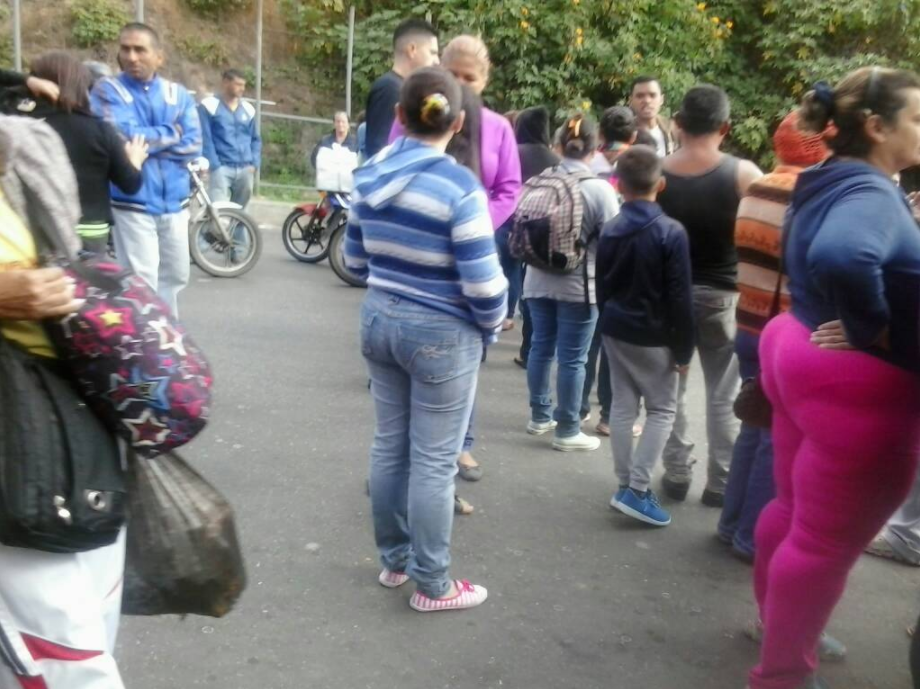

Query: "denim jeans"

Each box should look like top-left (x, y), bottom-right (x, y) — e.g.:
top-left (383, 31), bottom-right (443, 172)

top-left (718, 329), bottom-right (775, 557)
top-left (527, 298), bottom-right (598, 438)
top-left (360, 289), bottom-right (482, 598)
top-left (209, 165), bottom-right (254, 209)
top-left (581, 322), bottom-right (612, 421)
top-left (495, 223), bottom-right (522, 319)
top-left (111, 209), bottom-right (190, 317)
top-left (662, 285), bottom-right (741, 492)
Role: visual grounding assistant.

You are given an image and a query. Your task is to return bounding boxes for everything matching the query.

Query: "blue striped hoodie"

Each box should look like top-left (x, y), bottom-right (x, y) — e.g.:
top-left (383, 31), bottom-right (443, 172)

top-left (344, 137), bottom-right (508, 339)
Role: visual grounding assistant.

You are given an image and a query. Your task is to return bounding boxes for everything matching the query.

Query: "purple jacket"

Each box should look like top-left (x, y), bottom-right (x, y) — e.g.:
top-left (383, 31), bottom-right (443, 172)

top-left (389, 107), bottom-right (522, 230)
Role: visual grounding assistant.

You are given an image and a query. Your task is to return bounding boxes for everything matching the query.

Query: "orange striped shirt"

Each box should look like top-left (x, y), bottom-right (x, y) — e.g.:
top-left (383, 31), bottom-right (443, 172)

top-left (734, 165), bottom-right (801, 335)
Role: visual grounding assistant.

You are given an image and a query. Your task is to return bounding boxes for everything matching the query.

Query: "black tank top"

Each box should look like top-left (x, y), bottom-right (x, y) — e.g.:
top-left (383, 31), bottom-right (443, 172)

top-left (659, 155), bottom-right (741, 291)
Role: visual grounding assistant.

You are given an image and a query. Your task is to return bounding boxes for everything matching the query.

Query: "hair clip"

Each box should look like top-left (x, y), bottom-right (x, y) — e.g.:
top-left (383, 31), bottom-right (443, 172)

top-left (568, 115), bottom-right (583, 138)
top-left (421, 93), bottom-right (450, 126)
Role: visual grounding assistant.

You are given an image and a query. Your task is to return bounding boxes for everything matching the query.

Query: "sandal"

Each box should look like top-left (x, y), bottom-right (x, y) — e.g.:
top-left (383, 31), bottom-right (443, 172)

top-left (454, 495), bottom-right (474, 515)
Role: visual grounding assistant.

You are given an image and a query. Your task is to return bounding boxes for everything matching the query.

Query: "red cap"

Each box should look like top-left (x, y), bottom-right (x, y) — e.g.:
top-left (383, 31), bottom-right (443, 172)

top-left (773, 110), bottom-right (830, 167)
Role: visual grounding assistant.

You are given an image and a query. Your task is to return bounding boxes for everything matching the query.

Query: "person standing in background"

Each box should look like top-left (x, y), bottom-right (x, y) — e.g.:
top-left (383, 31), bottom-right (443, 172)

top-left (91, 22), bottom-right (202, 316)
top-left (364, 19), bottom-right (439, 160)
top-left (628, 76), bottom-right (677, 157)
top-left (199, 68), bottom-right (261, 209)
top-left (657, 85), bottom-right (762, 508)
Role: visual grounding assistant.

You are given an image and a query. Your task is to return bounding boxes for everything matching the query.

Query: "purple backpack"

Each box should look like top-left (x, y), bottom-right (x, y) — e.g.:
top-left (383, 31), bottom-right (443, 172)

top-left (46, 260), bottom-right (213, 458)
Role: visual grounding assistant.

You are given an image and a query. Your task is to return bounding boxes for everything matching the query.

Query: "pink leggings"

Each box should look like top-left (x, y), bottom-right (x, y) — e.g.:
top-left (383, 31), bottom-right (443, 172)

top-left (750, 314), bottom-right (920, 689)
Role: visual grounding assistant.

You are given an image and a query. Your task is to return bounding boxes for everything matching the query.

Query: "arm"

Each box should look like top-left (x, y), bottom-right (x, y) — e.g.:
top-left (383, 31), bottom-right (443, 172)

top-left (594, 231), bottom-right (614, 309)
top-left (103, 122), bottom-right (143, 195)
top-left (342, 191), bottom-right (368, 280)
top-left (666, 226), bottom-right (696, 366)
top-left (155, 91), bottom-right (201, 162)
top-left (197, 103), bottom-right (220, 170)
top-left (451, 188), bottom-right (509, 335)
top-left (486, 119), bottom-right (523, 230)
top-left (806, 188), bottom-right (897, 349)
top-left (250, 114), bottom-right (262, 169)
top-left (736, 159), bottom-right (764, 197)
top-left (91, 79), bottom-right (182, 153)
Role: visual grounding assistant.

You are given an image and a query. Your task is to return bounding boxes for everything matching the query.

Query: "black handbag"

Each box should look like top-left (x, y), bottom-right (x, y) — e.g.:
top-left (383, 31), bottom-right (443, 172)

top-left (0, 331), bottom-right (126, 553)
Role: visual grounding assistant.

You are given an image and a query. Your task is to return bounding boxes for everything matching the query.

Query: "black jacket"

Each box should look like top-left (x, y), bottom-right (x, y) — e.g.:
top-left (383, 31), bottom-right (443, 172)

top-left (311, 132), bottom-right (358, 169)
top-left (595, 200), bottom-right (695, 365)
top-left (515, 106), bottom-right (559, 182)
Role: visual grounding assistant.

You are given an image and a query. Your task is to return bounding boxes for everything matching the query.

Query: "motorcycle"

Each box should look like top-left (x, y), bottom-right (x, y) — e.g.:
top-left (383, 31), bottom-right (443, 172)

top-left (187, 160), bottom-right (263, 278)
top-left (281, 191), bottom-right (349, 264)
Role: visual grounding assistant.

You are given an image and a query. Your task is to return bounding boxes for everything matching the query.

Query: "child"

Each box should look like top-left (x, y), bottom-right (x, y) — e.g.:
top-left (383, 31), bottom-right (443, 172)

top-left (595, 145), bottom-right (694, 526)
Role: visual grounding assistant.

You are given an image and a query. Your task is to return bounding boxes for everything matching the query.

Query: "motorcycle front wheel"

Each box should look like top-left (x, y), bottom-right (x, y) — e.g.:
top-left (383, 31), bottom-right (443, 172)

top-left (327, 223), bottom-right (367, 288)
top-left (189, 208), bottom-right (263, 278)
top-left (281, 208), bottom-right (330, 263)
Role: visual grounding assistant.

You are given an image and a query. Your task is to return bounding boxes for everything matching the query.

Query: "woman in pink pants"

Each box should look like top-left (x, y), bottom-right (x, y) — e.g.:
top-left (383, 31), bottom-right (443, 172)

top-left (750, 67), bottom-right (920, 689)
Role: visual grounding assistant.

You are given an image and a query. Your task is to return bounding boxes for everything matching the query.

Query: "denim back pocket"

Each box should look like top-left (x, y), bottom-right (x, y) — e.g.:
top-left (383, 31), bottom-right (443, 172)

top-left (396, 323), bottom-right (462, 384)
top-left (360, 306), bottom-right (379, 359)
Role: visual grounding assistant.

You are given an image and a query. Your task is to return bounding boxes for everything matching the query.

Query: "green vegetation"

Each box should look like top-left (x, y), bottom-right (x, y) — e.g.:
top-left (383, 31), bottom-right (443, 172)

top-left (184, 0), bottom-right (251, 15)
top-left (175, 36), bottom-right (230, 67)
top-left (69, 0), bottom-right (129, 49)
top-left (280, 0), bottom-right (920, 165)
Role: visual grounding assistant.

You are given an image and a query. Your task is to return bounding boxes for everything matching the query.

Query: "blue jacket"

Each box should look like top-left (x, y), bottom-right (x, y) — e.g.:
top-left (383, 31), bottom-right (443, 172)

top-left (90, 73), bottom-right (202, 215)
top-left (596, 200), bottom-right (695, 365)
top-left (788, 157), bottom-right (920, 371)
top-left (198, 96), bottom-right (261, 170)
top-left (343, 137), bottom-right (508, 339)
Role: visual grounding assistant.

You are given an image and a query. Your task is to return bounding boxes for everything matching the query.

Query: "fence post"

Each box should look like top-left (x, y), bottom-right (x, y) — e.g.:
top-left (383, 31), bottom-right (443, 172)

top-left (254, 0), bottom-right (264, 196)
top-left (345, 5), bottom-right (355, 117)
top-left (136, 0), bottom-right (144, 21)
top-left (12, 0), bottom-right (21, 72)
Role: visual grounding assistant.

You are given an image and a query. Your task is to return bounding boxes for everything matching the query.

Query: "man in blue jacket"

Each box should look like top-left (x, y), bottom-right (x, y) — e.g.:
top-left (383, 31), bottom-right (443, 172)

top-left (91, 22), bottom-right (202, 316)
top-left (198, 69), bottom-right (261, 209)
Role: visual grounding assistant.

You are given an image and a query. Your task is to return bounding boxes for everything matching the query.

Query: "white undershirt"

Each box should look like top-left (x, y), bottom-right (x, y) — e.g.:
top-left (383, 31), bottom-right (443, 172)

top-left (648, 126), bottom-right (667, 157)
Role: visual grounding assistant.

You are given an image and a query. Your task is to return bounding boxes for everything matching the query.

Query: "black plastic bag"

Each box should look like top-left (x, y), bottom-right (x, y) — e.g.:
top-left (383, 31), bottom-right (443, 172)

top-left (122, 452), bottom-right (246, 617)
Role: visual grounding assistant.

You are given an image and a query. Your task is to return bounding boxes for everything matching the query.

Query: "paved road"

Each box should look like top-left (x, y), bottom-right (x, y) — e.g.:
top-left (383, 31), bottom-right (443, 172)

top-left (117, 218), bottom-right (919, 689)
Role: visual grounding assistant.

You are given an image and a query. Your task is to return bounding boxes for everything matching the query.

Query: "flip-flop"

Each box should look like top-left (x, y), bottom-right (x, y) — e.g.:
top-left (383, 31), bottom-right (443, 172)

top-left (454, 495), bottom-right (474, 515)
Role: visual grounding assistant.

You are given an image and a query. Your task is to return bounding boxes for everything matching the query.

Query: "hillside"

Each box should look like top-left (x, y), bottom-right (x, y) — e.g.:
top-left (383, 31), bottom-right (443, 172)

top-left (0, 0), bottom-right (346, 198)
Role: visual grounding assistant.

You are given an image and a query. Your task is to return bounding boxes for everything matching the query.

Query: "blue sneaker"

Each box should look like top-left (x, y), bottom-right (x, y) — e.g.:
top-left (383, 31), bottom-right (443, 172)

top-left (609, 486), bottom-right (628, 509)
top-left (616, 488), bottom-right (671, 526)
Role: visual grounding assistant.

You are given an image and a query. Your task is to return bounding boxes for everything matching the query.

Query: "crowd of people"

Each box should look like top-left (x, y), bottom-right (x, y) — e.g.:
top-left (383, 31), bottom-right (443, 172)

top-left (0, 13), bottom-right (920, 689)
top-left (344, 17), bottom-right (920, 689)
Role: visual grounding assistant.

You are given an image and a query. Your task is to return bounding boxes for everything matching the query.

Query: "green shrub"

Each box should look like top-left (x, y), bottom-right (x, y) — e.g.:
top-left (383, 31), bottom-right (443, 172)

top-left (175, 37), bottom-right (230, 67)
top-left (184, 0), bottom-right (251, 15)
top-left (69, 0), bottom-right (129, 49)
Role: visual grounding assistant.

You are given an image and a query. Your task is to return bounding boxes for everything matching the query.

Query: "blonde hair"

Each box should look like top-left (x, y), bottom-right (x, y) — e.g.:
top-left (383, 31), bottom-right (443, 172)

top-left (442, 35), bottom-right (491, 78)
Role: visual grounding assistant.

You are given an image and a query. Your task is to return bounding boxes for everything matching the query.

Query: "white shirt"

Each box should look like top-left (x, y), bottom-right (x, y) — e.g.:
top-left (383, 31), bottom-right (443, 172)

top-left (648, 126), bottom-right (667, 157)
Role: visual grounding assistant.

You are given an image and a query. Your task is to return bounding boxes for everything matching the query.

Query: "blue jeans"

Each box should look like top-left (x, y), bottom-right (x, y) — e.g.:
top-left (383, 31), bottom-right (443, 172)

top-left (495, 223), bottom-right (522, 319)
top-left (527, 298), bottom-right (598, 438)
top-left (209, 165), bottom-right (254, 209)
top-left (581, 322), bottom-right (611, 421)
top-left (718, 329), bottom-right (776, 557)
top-left (360, 289), bottom-right (482, 597)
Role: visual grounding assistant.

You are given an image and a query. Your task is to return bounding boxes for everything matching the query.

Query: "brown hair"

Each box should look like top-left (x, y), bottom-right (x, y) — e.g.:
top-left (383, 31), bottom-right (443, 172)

top-left (400, 66), bottom-right (463, 137)
top-left (30, 51), bottom-right (93, 114)
top-left (800, 67), bottom-right (920, 158)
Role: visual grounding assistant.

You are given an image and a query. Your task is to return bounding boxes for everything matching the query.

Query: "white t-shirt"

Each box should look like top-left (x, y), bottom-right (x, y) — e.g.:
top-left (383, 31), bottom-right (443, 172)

top-left (648, 126), bottom-right (667, 157)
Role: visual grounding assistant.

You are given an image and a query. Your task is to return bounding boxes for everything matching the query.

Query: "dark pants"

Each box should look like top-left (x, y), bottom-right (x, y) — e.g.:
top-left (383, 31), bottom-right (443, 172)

top-left (581, 322), bottom-right (611, 422)
top-left (718, 329), bottom-right (776, 558)
top-left (495, 223), bottom-right (522, 319)
top-left (912, 611), bottom-right (920, 689)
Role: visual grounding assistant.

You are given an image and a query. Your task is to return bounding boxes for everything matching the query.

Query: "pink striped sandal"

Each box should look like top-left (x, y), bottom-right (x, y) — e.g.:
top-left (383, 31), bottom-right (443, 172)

top-left (378, 569), bottom-right (410, 588)
top-left (409, 580), bottom-right (488, 612)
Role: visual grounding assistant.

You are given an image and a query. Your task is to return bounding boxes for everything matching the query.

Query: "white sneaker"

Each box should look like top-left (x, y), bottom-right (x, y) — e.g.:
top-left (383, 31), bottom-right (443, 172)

top-left (527, 419), bottom-right (558, 435)
top-left (552, 432), bottom-right (601, 452)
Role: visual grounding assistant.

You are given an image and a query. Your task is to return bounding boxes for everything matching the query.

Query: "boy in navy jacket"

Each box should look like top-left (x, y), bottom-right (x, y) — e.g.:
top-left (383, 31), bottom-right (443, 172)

top-left (595, 145), bottom-right (694, 527)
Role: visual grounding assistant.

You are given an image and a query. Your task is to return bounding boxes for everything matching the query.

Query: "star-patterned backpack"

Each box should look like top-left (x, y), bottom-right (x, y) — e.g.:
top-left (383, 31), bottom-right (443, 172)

top-left (43, 259), bottom-right (212, 458)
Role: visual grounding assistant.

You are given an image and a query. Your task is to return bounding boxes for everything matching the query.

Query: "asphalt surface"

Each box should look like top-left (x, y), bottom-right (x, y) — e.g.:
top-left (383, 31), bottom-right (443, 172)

top-left (116, 212), bottom-right (919, 689)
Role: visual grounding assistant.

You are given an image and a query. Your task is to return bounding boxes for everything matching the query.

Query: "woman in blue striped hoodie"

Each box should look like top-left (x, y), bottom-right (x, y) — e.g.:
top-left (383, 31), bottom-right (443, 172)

top-left (344, 67), bottom-right (508, 612)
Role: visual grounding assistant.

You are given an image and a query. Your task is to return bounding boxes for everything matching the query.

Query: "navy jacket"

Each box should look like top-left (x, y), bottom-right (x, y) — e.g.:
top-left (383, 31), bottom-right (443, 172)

top-left (198, 96), bottom-right (261, 170)
top-left (91, 73), bottom-right (201, 215)
top-left (787, 157), bottom-right (920, 371)
top-left (596, 200), bottom-right (695, 365)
